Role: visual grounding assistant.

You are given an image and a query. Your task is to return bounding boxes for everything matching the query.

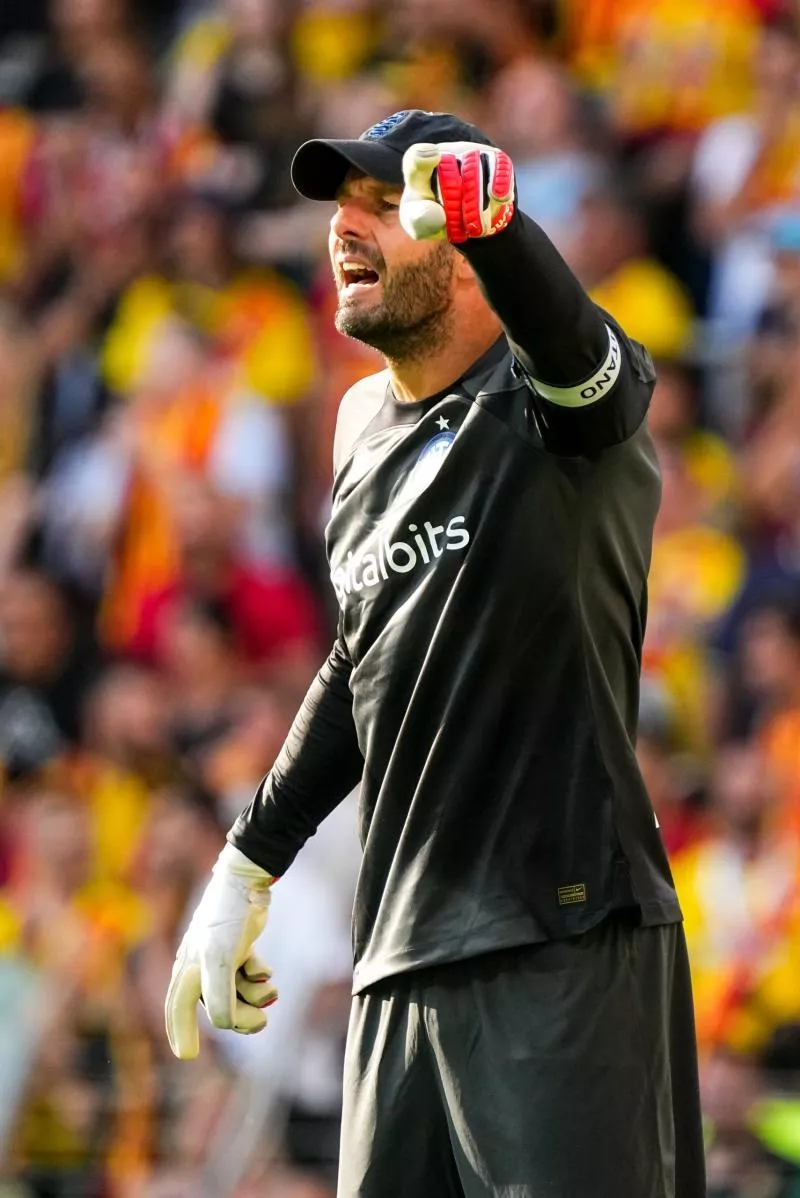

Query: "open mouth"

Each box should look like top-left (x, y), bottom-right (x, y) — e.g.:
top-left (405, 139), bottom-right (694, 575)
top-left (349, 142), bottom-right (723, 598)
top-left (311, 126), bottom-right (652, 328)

top-left (340, 263), bottom-right (381, 294)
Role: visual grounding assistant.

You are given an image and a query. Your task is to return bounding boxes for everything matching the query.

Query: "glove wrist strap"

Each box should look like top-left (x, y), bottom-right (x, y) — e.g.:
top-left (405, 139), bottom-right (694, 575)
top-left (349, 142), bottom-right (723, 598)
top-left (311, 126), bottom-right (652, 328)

top-left (216, 842), bottom-right (276, 896)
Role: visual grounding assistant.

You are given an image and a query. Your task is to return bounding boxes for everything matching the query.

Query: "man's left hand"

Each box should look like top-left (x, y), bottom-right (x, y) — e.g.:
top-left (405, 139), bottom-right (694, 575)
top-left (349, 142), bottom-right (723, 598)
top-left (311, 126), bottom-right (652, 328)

top-left (400, 142), bottom-right (515, 245)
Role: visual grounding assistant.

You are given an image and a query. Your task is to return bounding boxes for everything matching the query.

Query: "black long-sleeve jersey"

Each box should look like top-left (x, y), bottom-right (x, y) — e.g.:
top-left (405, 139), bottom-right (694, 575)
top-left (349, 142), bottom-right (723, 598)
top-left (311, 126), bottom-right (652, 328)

top-left (231, 209), bottom-right (681, 992)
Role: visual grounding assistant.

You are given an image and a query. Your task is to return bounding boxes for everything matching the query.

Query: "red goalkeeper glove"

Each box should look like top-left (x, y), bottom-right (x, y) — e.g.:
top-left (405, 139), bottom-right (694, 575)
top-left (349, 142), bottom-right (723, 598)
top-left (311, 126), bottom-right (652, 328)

top-left (400, 141), bottom-right (516, 244)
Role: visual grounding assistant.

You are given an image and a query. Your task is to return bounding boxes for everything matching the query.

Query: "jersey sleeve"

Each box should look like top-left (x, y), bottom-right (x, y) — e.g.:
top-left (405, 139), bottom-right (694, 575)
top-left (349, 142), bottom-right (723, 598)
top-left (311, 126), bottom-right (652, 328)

top-left (228, 634), bottom-right (364, 875)
top-left (460, 210), bottom-right (656, 456)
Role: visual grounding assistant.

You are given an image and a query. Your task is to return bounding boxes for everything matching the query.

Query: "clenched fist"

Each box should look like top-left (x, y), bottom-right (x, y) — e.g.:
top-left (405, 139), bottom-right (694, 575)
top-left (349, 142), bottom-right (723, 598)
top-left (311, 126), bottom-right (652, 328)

top-left (400, 141), bottom-right (516, 244)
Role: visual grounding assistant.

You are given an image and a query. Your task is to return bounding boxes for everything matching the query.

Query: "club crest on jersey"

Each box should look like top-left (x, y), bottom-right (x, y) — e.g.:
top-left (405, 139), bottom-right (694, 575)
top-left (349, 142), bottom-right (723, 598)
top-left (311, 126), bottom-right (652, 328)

top-left (395, 430), bottom-right (455, 506)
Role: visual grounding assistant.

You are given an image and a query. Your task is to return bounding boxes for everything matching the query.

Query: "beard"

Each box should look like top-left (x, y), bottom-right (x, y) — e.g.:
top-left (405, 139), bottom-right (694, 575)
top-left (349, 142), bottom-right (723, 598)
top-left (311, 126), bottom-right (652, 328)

top-left (334, 242), bottom-right (455, 362)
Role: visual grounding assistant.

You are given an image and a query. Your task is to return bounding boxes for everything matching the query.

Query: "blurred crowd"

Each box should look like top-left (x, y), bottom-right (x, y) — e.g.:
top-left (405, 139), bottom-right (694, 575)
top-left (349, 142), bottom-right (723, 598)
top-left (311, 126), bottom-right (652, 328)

top-left (1, 0), bottom-right (800, 1194)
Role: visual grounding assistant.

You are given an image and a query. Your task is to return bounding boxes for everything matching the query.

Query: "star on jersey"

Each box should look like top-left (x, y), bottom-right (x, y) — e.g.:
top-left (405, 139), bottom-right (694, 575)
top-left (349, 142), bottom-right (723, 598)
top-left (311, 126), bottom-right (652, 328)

top-left (436, 416), bottom-right (450, 431)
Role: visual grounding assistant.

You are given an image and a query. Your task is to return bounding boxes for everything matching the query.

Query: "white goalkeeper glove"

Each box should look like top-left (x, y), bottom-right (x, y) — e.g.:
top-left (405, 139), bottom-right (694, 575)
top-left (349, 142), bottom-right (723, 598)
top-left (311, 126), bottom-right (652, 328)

top-left (165, 842), bottom-right (278, 1060)
top-left (400, 141), bottom-right (516, 244)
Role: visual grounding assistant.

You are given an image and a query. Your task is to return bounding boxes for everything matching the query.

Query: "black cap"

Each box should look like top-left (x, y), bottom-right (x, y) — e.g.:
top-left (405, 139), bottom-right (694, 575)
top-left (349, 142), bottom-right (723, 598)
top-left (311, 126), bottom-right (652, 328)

top-left (291, 109), bottom-right (495, 201)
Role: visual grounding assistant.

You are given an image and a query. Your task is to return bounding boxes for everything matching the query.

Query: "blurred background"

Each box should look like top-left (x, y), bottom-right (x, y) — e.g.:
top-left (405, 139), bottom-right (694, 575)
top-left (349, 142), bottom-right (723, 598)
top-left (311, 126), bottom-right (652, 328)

top-left (1, 0), bottom-right (800, 1194)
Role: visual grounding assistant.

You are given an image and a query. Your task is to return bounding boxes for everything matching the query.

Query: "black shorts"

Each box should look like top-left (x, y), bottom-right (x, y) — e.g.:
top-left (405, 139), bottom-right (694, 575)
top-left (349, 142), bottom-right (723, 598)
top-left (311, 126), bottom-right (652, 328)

top-left (338, 916), bottom-right (705, 1198)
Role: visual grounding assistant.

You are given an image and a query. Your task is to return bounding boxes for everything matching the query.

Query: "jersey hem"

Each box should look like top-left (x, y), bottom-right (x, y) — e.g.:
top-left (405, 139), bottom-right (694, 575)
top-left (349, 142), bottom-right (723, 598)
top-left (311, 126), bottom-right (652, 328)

top-left (350, 898), bottom-right (683, 994)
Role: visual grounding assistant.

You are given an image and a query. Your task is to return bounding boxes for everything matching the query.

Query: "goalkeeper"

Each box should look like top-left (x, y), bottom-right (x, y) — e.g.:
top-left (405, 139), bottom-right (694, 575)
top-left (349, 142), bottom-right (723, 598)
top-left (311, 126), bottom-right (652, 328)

top-left (165, 110), bottom-right (706, 1198)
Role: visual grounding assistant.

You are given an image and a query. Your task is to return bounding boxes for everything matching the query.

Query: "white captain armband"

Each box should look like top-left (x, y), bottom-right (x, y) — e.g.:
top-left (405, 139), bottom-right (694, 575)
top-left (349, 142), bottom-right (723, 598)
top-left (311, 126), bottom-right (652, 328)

top-left (522, 326), bottom-right (622, 408)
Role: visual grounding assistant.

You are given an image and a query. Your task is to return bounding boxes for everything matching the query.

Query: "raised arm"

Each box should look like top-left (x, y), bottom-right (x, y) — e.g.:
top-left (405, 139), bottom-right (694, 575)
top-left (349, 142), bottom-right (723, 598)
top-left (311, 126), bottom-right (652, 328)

top-left (401, 142), bottom-right (656, 456)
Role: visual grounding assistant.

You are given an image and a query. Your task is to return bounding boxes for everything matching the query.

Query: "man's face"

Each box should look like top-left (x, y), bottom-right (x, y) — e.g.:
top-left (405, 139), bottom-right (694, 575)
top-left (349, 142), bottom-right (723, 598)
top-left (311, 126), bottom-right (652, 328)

top-left (0, 572), bottom-right (70, 683)
top-left (329, 172), bottom-right (456, 359)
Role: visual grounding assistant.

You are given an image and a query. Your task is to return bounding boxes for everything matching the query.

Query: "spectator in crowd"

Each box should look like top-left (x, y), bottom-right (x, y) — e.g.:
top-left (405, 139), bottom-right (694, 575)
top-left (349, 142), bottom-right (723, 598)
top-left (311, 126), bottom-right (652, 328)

top-left (79, 664), bottom-right (179, 887)
top-left (167, 0), bottom-right (310, 212)
top-left (381, 0), bottom-right (543, 112)
top-left (734, 593), bottom-right (800, 836)
top-left (567, 0), bottom-right (771, 138)
top-left (703, 1047), bottom-right (800, 1198)
top-left (486, 57), bottom-right (604, 251)
top-left (648, 359), bottom-right (739, 530)
top-left (0, 568), bottom-right (102, 779)
top-left (3, 784), bottom-right (148, 1197)
top-left (642, 362), bottom-right (746, 754)
top-left (75, 315), bottom-right (294, 649)
top-left (693, 15), bottom-right (800, 343)
top-left (747, 208), bottom-right (800, 429)
top-left (569, 180), bottom-right (695, 360)
top-left (0, 305), bottom-right (40, 576)
top-left (129, 473), bottom-right (321, 691)
top-left (672, 741), bottom-right (800, 1056)
top-left (102, 191), bottom-right (316, 410)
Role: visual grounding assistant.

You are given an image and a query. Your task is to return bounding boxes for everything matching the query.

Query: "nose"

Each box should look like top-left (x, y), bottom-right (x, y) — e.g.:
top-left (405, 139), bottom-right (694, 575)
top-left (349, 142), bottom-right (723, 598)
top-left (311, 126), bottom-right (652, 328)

top-left (330, 196), bottom-right (373, 243)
